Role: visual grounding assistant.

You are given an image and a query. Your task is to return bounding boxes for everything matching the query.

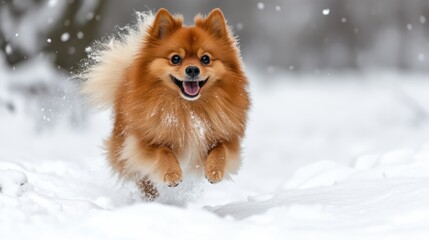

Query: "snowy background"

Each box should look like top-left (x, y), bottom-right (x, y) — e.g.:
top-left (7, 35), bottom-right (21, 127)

top-left (1, 1), bottom-right (429, 239)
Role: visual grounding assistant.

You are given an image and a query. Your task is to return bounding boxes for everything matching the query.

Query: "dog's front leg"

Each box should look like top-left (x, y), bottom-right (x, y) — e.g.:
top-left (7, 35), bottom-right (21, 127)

top-left (136, 146), bottom-right (182, 201)
top-left (122, 137), bottom-right (183, 188)
top-left (205, 139), bottom-right (241, 184)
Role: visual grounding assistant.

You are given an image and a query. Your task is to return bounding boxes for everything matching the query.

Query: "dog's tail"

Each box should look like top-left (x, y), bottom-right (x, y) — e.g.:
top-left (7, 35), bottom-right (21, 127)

top-left (79, 12), bottom-right (154, 109)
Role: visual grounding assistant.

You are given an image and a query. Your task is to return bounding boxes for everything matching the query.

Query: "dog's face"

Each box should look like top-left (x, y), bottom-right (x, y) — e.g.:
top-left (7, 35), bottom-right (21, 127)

top-left (145, 9), bottom-right (238, 101)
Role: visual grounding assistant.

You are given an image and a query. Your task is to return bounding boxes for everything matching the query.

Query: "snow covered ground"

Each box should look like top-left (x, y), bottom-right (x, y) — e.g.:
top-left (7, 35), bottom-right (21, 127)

top-left (2, 70), bottom-right (429, 239)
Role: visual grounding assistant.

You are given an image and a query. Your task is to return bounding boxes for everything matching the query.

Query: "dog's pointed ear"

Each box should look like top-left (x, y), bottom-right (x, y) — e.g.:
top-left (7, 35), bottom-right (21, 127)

top-left (198, 8), bottom-right (228, 38)
top-left (151, 8), bottom-right (181, 39)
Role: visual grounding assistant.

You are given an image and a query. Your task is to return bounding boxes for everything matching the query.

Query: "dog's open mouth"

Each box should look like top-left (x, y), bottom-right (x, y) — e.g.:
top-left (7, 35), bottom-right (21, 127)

top-left (170, 75), bottom-right (208, 99)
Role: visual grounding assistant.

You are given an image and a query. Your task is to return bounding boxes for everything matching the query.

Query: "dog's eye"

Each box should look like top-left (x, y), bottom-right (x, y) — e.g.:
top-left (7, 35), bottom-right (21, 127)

top-left (171, 55), bottom-right (182, 65)
top-left (200, 55), bottom-right (211, 65)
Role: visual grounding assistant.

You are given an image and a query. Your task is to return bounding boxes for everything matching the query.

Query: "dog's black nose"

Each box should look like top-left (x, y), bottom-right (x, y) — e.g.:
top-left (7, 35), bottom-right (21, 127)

top-left (185, 66), bottom-right (200, 78)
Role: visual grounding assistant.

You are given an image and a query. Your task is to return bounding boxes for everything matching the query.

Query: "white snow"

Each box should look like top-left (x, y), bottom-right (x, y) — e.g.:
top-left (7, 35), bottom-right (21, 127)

top-left (257, 2), bottom-right (265, 10)
top-left (0, 169), bottom-right (30, 196)
top-left (162, 113), bottom-right (179, 127)
top-left (190, 111), bottom-right (206, 138)
top-left (2, 69), bottom-right (429, 239)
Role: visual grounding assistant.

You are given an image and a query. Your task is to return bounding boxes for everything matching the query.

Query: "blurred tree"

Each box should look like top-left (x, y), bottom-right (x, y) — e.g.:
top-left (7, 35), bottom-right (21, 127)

top-left (45, 0), bottom-right (106, 70)
top-left (0, 0), bottom-right (106, 70)
top-left (1, 0), bottom-right (429, 72)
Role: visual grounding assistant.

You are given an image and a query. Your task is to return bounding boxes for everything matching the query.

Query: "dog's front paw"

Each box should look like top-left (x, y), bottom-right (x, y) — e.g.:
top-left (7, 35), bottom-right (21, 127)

top-left (164, 170), bottom-right (182, 187)
top-left (205, 166), bottom-right (224, 184)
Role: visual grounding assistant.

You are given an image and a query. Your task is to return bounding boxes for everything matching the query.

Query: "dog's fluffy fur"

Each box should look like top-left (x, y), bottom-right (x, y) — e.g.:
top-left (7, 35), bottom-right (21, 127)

top-left (82, 9), bottom-right (250, 200)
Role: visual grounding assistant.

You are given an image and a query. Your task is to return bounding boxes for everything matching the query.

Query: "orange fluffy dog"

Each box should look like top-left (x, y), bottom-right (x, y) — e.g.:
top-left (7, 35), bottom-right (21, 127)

top-left (82, 8), bottom-right (250, 200)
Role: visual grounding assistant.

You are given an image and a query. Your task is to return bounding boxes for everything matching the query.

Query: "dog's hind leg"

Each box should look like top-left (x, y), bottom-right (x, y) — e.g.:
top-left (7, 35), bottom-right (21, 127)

top-left (137, 177), bottom-right (159, 201)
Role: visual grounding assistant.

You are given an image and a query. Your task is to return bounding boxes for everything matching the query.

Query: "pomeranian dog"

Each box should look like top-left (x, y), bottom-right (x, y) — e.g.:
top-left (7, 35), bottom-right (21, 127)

top-left (82, 8), bottom-right (250, 200)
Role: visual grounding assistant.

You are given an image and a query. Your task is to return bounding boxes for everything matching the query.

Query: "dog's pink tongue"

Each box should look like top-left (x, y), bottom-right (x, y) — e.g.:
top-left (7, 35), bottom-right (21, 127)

top-left (183, 81), bottom-right (200, 96)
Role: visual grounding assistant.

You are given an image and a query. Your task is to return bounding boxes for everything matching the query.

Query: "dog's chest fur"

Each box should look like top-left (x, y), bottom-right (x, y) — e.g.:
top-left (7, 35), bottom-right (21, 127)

top-left (125, 88), bottom-right (243, 176)
top-left (141, 105), bottom-right (215, 174)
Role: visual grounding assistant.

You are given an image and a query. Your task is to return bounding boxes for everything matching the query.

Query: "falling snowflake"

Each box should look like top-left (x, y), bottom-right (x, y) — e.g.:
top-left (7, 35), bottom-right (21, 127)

top-left (61, 32), bottom-right (70, 42)
top-left (68, 47), bottom-right (76, 55)
top-left (257, 2), bottom-right (265, 10)
top-left (77, 32), bottom-right (84, 39)
top-left (322, 9), bottom-right (330, 15)
top-left (5, 44), bottom-right (12, 55)
top-left (87, 12), bottom-right (94, 21)
top-left (48, 0), bottom-right (57, 7)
